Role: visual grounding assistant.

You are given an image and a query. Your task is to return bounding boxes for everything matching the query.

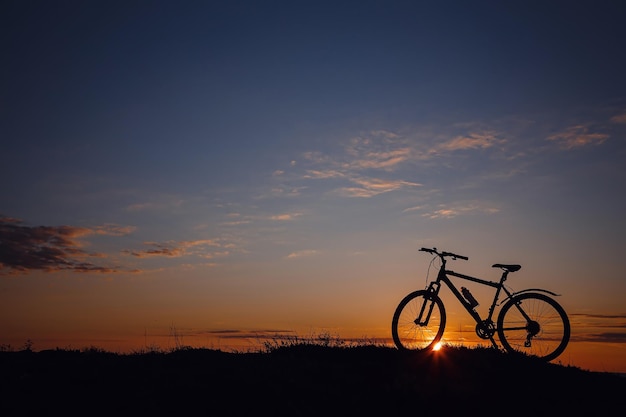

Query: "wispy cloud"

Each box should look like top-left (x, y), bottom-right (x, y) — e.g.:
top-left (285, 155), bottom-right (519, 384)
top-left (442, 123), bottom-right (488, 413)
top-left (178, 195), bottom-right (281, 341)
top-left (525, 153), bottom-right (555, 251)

top-left (123, 239), bottom-right (227, 259)
top-left (220, 219), bottom-right (252, 226)
top-left (564, 313), bottom-right (626, 343)
top-left (219, 212), bottom-right (253, 226)
top-left (409, 202), bottom-right (500, 219)
top-left (343, 134), bottom-right (411, 170)
top-left (335, 178), bottom-right (421, 198)
top-left (294, 133), bottom-right (423, 198)
top-left (546, 125), bottom-right (609, 149)
top-left (577, 332), bottom-right (626, 343)
top-left (290, 129), bottom-right (511, 199)
top-left (274, 119), bottom-right (613, 210)
top-left (434, 131), bottom-right (505, 153)
top-left (349, 149), bottom-right (412, 169)
top-left (286, 249), bottom-right (319, 259)
top-left (401, 205), bottom-right (425, 213)
top-left (268, 185), bottom-right (308, 197)
top-left (94, 224), bottom-right (138, 236)
top-left (195, 328), bottom-right (297, 340)
top-left (610, 112), bottom-right (626, 124)
top-left (303, 169), bottom-right (346, 179)
top-left (125, 200), bottom-right (185, 212)
top-left (571, 313), bottom-right (626, 320)
top-left (270, 212), bottom-right (304, 221)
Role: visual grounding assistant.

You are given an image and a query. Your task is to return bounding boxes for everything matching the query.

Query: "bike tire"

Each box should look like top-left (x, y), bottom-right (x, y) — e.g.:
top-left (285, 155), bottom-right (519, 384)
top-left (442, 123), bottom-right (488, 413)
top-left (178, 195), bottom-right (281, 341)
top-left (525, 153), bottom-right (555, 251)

top-left (497, 292), bottom-right (570, 362)
top-left (392, 290), bottom-right (446, 351)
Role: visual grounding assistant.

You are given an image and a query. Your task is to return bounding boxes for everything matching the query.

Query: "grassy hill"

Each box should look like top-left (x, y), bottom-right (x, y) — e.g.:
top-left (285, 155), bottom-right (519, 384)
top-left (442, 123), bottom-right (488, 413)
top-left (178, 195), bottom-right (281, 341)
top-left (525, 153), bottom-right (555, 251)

top-left (2, 343), bottom-right (625, 415)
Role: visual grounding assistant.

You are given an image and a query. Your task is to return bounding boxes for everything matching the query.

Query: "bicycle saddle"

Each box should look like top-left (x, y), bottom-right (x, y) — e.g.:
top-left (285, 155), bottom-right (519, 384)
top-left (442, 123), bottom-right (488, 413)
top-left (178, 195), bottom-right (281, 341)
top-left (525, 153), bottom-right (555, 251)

top-left (492, 263), bottom-right (521, 272)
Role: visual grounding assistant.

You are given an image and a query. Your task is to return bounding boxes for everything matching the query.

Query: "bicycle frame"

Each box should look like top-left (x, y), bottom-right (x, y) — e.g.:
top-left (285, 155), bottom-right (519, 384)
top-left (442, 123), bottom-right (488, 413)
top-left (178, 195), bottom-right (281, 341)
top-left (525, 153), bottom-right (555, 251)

top-left (419, 255), bottom-right (560, 348)
top-left (419, 256), bottom-right (515, 348)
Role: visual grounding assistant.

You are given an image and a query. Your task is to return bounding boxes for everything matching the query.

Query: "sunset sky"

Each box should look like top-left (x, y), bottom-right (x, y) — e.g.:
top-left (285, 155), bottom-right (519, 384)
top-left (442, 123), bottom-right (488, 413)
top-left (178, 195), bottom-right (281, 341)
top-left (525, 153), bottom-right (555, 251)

top-left (2, 1), bottom-right (626, 372)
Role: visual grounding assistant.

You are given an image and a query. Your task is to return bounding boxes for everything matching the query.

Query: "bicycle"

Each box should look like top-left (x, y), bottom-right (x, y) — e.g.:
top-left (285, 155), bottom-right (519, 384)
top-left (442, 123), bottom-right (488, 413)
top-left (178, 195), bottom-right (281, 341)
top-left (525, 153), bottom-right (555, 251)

top-left (391, 247), bottom-right (570, 362)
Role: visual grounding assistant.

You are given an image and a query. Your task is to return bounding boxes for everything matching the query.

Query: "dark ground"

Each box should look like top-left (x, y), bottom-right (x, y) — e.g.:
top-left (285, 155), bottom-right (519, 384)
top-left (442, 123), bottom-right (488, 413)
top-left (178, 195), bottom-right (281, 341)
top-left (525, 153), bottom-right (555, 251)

top-left (1, 345), bottom-right (625, 416)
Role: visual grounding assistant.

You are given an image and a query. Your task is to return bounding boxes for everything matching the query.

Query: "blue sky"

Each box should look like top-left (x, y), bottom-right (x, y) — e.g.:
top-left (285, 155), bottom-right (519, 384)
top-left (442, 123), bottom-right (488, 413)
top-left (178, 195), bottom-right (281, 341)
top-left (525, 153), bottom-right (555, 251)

top-left (2, 1), bottom-right (626, 370)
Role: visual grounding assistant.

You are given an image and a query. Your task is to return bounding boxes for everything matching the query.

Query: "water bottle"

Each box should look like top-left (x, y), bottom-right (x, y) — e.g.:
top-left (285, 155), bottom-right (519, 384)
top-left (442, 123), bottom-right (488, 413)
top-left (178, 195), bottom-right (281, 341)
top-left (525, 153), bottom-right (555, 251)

top-left (461, 287), bottom-right (479, 308)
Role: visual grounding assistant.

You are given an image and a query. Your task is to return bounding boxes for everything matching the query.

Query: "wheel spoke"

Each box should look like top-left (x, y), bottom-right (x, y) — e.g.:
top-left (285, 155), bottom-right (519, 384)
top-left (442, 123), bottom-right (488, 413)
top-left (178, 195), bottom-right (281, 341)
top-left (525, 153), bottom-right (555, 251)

top-left (497, 293), bottom-right (570, 361)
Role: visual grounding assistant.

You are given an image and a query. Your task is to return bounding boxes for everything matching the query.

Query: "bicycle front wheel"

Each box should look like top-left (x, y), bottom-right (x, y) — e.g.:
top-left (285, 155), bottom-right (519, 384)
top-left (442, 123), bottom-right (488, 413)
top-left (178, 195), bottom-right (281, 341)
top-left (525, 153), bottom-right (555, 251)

top-left (392, 290), bottom-right (446, 351)
top-left (497, 292), bottom-right (570, 362)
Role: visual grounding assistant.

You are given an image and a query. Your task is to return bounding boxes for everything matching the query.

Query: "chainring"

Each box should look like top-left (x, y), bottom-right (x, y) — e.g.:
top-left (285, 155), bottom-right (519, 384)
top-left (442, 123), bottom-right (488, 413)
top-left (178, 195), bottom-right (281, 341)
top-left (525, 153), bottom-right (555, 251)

top-left (476, 320), bottom-right (496, 339)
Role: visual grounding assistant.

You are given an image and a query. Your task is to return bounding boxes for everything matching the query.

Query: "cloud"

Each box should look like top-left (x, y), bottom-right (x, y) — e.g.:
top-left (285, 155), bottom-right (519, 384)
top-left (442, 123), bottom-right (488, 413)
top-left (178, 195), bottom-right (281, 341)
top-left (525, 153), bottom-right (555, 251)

top-left (94, 224), bottom-right (137, 236)
top-left (401, 205), bottom-right (424, 213)
top-left (303, 169), bottom-right (346, 179)
top-left (335, 178), bottom-right (421, 198)
top-left (565, 313), bottom-right (626, 343)
top-left (610, 113), bottom-right (626, 124)
top-left (220, 220), bottom-right (252, 226)
top-left (292, 129), bottom-right (506, 199)
top-left (344, 134), bottom-right (411, 170)
top-left (125, 242), bottom-right (183, 258)
top-left (571, 313), bottom-right (626, 319)
top-left (270, 212), bottom-right (304, 221)
top-left (436, 131), bottom-right (504, 152)
top-left (268, 185), bottom-right (308, 197)
top-left (302, 133), bottom-right (412, 174)
top-left (0, 215), bottom-right (228, 274)
top-left (123, 239), bottom-right (225, 258)
top-left (569, 330), bottom-right (626, 343)
top-left (546, 125), bottom-right (609, 149)
top-left (124, 199), bottom-right (185, 212)
top-left (334, 187), bottom-right (382, 198)
top-left (0, 215), bottom-right (129, 275)
top-left (585, 332), bottom-right (626, 343)
top-left (202, 329), bottom-right (296, 338)
top-left (411, 203), bottom-right (500, 219)
top-left (219, 213), bottom-right (253, 226)
top-left (348, 148), bottom-right (412, 170)
top-left (286, 249), bottom-right (318, 259)
top-left (297, 136), bottom-right (422, 198)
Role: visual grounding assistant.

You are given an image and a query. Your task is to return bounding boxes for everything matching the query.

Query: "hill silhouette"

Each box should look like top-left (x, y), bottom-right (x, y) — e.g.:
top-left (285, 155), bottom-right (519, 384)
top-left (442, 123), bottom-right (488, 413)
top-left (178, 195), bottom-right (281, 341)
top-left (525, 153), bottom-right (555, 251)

top-left (2, 344), bottom-right (625, 415)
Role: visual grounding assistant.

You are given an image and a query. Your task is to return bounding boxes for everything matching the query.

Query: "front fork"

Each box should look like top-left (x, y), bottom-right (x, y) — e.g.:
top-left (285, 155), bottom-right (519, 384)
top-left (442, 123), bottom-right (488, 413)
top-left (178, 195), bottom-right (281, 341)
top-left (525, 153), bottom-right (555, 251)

top-left (415, 282), bottom-right (441, 326)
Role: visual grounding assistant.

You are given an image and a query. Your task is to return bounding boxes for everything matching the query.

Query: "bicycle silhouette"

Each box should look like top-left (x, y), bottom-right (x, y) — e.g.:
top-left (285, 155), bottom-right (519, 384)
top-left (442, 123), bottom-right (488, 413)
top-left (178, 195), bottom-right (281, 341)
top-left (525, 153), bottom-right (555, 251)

top-left (392, 247), bottom-right (570, 361)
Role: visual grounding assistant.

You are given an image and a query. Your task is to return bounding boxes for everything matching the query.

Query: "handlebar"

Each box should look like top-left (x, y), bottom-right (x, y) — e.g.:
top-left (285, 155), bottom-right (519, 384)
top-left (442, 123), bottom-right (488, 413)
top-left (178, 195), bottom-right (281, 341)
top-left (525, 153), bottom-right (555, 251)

top-left (419, 247), bottom-right (468, 261)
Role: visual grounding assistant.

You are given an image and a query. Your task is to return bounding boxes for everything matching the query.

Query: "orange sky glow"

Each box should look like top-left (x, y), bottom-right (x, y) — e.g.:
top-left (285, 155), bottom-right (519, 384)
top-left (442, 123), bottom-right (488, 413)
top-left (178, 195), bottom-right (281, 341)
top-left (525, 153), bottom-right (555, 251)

top-left (2, 1), bottom-right (626, 374)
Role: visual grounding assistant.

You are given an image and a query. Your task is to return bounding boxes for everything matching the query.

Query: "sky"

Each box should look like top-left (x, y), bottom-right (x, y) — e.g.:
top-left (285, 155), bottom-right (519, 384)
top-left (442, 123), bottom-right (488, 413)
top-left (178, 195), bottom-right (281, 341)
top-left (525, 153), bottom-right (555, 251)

top-left (1, 0), bottom-right (626, 372)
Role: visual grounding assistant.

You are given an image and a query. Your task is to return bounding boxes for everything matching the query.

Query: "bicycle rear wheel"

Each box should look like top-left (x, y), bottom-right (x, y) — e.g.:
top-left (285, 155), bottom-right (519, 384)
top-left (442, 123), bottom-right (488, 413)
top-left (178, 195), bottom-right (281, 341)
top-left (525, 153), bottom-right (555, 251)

top-left (497, 292), bottom-right (570, 362)
top-left (392, 290), bottom-right (446, 351)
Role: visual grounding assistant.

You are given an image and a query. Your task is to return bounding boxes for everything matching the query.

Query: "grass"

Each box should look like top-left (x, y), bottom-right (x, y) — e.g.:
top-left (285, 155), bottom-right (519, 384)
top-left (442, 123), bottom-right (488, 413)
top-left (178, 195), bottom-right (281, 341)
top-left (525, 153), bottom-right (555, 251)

top-left (2, 335), bottom-right (625, 415)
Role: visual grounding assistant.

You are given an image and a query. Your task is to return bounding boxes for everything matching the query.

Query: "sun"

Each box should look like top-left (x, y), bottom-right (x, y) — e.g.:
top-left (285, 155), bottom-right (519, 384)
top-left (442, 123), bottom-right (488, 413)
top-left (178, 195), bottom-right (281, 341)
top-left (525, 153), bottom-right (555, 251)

top-left (432, 341), bottom-right (443, 351)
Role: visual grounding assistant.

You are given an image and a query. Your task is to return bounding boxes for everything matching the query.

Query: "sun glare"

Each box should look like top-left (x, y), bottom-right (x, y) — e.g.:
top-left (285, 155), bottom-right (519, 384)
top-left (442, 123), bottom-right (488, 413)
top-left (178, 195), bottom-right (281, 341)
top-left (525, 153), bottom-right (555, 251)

top-left (432, 342), bottom-right (443, 351)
